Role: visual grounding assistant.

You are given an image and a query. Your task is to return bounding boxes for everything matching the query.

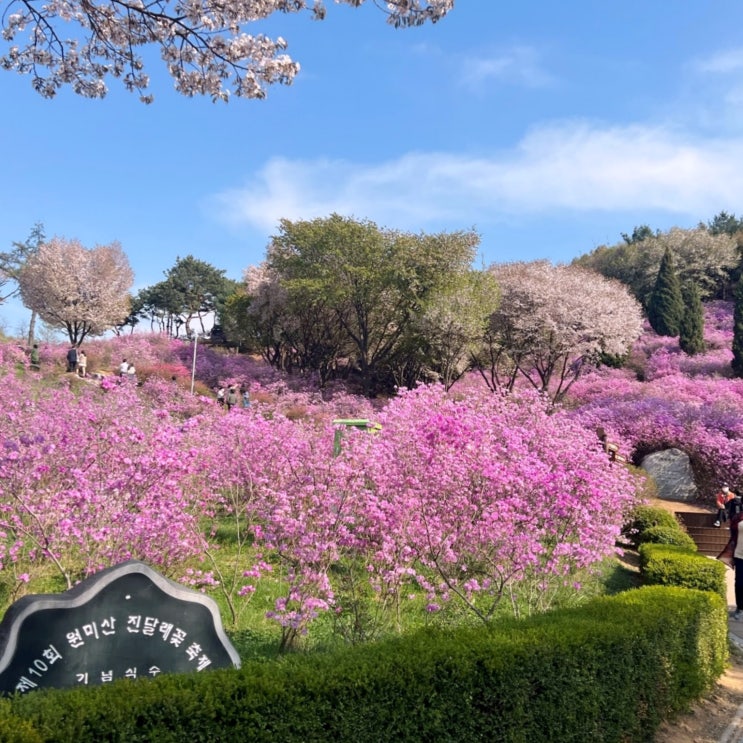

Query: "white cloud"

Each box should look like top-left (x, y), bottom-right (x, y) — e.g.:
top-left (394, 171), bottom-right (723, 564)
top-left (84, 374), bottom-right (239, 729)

top-left (208, 121), bottom-right (743, 233)
top-left (461, 46), bottom-right (553, 90)
top-left (692, 48), bottom-right (743, 74)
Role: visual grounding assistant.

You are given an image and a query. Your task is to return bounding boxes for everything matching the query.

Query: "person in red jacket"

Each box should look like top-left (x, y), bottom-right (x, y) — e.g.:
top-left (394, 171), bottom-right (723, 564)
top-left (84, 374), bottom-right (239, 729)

top-left (715, 484), bottom-right (733, 527)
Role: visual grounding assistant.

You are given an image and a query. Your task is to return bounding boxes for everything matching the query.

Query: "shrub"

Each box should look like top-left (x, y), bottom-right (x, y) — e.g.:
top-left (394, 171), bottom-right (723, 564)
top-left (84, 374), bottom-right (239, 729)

top-left (622, 505), bottom-right (681, 547)
top-left (6, 587), bottom-right (726, 743)
top-left (0, 699), bottom-right (42, 742)
top-left (639, 543), bottom-right (727, 600)
top-left (637, 525), bottom-right (698, 551)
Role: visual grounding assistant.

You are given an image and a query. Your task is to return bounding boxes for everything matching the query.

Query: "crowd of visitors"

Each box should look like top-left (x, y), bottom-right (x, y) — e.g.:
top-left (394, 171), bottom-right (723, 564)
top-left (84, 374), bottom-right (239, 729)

top-left (216, 384), bottom-right (250, 410)
top-left (117, 358), bottom-right (137, 383)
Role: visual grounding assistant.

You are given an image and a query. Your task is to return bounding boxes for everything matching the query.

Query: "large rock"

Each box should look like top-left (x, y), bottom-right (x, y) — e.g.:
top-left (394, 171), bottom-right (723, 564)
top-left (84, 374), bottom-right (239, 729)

top-left (640, 448), bottom-right (698, 502)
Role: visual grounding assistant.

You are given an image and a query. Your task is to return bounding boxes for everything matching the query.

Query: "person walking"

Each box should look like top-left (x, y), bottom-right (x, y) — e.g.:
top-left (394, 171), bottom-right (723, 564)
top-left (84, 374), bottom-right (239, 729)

top-left (225, 386), bottom-right (239, 411)
top-left (66, 345), bottom-right (77, 373)
top-left (119, 358), bottom-right (129, 376)
top-left (29, 344), bottom-right (40, 371)
top-left (727, 489), bottom-right (743, 522)
top-left (241, 387), bottom-right (251, 408)
top-left (720, 509), bottom-right (743, 620)
top-left (77, 350), bottom-right (87, 378)
top-left (216, 386), bottom-right (225, 407)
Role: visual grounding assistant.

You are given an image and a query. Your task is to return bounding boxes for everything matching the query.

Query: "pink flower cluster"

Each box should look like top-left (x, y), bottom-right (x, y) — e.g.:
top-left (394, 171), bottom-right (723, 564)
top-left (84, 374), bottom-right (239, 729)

top-left (568, 301), bottom-right (743, 494)
top-left (0, 338), bottom-right (638, 639)
top-left (18, 299), bottom-right (742, 639)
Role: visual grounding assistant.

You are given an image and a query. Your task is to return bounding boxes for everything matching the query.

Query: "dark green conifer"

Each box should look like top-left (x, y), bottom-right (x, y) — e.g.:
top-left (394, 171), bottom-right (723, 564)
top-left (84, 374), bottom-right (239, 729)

top-left (732, 278), bottom-right (743, 377)
top-left (647, 247), bottom-right (684, 336)
top-left (678, 283), bottom-right (705, 355)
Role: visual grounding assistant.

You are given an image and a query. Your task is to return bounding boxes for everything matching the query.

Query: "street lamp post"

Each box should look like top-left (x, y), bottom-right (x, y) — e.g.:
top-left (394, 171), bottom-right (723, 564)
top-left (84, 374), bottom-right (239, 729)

top-left (190, 333), bottom-right (200, 395)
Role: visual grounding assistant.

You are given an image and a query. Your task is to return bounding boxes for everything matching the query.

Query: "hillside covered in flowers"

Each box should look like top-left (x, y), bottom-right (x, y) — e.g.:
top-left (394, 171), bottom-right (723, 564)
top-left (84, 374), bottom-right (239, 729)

top-left (0, 302), bottom-right (736, 646)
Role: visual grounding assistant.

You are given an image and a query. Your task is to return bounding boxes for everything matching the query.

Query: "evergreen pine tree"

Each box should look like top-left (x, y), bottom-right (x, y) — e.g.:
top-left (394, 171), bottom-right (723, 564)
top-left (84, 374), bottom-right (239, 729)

top-left (647, 247), bottom-right (684, 336)
top-left (732, 277), bottom-right (743, 377)
top-left (678, 283), bottom-right (705, 355)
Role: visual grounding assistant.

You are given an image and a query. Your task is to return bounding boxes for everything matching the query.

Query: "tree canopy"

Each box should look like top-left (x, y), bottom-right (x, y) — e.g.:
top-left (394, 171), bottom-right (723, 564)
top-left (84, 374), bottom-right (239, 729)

top-left (136, 255), bottom-right (235, 337)
top-left (704, 210), bottom-right (743, 236)
top-left (647, 247), bottom-right (684, 337)
top-left (0, 223), bottom-right (45, 345)
top-left (678, 282), bottom-right (705, 356)
top-left (241, 214), bottom-right (481, 394)
top-left (1, 0), bottom-right (453, 102)
top-left (573, 226), bottom-right (739, 306)
top-left (17, 237), bottom-right (134, 344)
top-left (479, 261), bottom-right (644, 403)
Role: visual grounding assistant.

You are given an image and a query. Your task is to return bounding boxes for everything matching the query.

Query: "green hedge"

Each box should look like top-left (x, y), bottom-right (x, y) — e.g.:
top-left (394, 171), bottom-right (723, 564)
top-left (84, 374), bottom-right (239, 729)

top-left (5, 587), bottom-right (727, 743)
top-left (622, 505), bottom-right (684, 548)
top-left (638, 524), bottom-right (698, 551)
top-left (639, 543), bottom-right (727, 600)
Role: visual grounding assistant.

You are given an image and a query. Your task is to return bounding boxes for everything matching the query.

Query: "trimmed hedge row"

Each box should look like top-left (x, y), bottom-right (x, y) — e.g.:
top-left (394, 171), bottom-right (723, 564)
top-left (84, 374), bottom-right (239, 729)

top-left (639, 543), bottom-right (727, 599)
top-left (625, 504), bottom-right (728, 600)
top-left (4, 586), bottom-right (727, 743)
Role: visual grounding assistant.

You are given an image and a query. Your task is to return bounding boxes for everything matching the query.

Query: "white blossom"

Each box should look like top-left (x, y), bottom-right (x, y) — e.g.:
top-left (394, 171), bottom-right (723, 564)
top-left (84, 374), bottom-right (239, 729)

top-left (1, 0), bottom-right (453, 100)
top-left (485, 260), bottom-right (644, 402)
top-left (17, 237), bottom-right (135, 342)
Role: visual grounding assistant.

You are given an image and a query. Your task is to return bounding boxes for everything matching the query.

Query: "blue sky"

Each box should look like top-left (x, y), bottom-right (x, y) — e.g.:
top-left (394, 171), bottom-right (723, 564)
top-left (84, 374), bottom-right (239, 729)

top-left (3, 1), bottom-right (743, 334)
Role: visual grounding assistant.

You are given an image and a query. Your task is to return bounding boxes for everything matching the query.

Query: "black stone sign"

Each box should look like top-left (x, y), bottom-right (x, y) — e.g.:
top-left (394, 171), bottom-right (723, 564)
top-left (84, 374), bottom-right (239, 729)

top-left (0, 560), bottom-right (241, 695)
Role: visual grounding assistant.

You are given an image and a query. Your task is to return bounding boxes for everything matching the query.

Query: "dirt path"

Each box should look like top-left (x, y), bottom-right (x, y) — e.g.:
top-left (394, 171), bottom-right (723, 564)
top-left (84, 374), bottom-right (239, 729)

top-left (654, 650), bottom-right (743, 743)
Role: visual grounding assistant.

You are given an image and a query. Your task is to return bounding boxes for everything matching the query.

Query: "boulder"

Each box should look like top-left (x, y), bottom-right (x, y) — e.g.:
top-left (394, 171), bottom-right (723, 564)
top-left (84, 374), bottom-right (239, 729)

top-left (640, 448), bottom-right (698, 502)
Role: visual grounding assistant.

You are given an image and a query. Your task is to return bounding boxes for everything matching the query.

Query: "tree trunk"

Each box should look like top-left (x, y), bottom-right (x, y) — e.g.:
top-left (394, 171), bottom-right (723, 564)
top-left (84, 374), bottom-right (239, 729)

top-left (26, 309), bottom-right (37, 347)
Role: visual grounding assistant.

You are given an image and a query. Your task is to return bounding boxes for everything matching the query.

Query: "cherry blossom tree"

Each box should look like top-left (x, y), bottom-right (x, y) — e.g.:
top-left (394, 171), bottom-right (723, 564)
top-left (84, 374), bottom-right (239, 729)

top-left (1, 0), bottom-right (454, 102)
top-left (479, 261), bottom-right (644, 403)
top-left (17, 237), bottom-right (134, 345)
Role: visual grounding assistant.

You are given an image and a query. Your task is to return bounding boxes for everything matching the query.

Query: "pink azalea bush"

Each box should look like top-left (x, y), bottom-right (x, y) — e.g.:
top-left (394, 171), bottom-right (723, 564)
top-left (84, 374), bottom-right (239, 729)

top-left (17, 301), bottom-right (743, 645)
top-left (189, 384), bottom-right (638, 640)
top-left (346, 386), bottom-right (637, 621)
top-left (0, 375), bottom-right (210, 589)
top-left (567, 301), bottom-right (743, 495)
top-left (0, 334), bottom-right (642, 645)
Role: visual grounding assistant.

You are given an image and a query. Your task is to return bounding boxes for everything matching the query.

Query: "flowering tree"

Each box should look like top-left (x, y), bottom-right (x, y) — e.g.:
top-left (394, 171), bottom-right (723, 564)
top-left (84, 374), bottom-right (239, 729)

top-left (1, 0), bottom-right (454, 102)
top-left (17, 237), bottom-right (134, 345)
top-left (479, 261), bottom-right (644, 403)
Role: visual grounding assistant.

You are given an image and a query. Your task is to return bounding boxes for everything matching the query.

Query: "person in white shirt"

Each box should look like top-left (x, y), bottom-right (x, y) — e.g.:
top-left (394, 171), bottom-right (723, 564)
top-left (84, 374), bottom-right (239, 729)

top-left (77, 350), bottom-right (87, 378)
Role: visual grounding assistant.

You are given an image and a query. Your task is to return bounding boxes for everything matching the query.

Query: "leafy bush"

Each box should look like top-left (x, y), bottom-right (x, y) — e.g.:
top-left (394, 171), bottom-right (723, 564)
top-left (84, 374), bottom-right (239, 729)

top-left (639, 543), bottom-right (727, 600)
top-left (622, 505), bottom-right (682, 547)
top-left (637, 525), bottom-right (698, 551)
top-left (0, 699), bottom-right (42, 742)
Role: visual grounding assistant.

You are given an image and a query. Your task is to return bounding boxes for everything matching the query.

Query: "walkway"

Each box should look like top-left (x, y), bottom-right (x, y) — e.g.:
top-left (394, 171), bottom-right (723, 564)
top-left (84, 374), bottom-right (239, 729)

top-left (720, 565), bottom-right (743, 742)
